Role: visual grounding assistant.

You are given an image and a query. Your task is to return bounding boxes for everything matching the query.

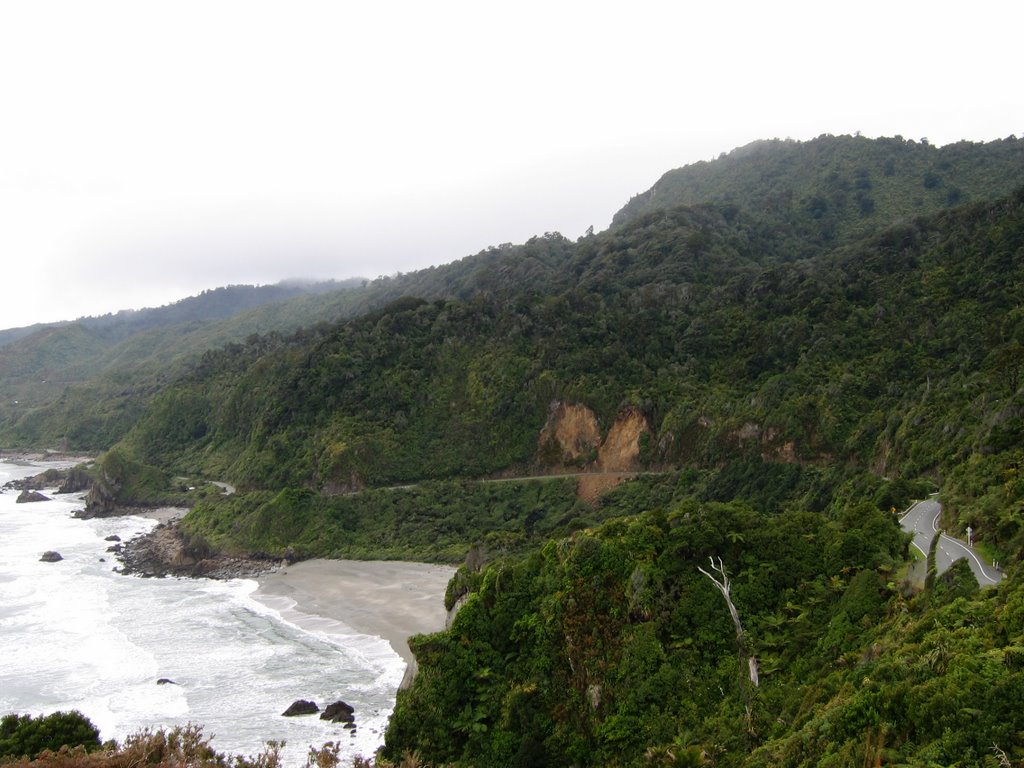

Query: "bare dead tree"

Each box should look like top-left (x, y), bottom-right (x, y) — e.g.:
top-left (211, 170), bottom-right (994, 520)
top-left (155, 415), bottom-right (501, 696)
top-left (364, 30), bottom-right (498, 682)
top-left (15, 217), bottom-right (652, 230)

top-left (698, 556), bottom-right (759, 687)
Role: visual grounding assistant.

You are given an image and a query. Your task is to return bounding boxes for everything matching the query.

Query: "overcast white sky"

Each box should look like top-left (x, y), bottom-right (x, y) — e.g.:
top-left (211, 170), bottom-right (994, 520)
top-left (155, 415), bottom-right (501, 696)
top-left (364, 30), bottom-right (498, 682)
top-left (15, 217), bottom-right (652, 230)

top-left (1, 0), bottom-right (1021, 330)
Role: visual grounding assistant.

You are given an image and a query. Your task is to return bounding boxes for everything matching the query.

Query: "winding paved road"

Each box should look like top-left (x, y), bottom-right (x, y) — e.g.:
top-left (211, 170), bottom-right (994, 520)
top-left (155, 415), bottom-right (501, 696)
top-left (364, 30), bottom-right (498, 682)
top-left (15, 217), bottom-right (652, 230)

top-left (900, 497), bottom-right (1003, 586)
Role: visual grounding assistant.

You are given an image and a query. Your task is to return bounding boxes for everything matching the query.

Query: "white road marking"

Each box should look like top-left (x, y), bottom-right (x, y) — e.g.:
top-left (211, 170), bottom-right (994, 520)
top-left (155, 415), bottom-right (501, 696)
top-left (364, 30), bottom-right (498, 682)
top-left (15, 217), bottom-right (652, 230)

top-left (939, 533), bottom-right (999, 584)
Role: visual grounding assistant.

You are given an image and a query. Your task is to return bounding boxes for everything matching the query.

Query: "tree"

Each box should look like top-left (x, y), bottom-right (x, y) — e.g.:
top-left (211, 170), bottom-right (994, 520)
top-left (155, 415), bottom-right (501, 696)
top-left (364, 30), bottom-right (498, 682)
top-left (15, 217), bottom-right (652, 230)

top-left (0, 711), bottom-right (101, 759)
top-left (697, 556), bottom-right (759, 687)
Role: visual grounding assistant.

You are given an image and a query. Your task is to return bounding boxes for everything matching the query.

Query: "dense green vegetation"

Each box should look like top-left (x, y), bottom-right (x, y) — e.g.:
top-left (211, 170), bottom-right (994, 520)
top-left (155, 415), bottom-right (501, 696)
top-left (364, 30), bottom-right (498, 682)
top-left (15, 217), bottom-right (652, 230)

top-left (89, 180), bottom-right (1024, 566)
top-left (384, 501), bottom-right (1024, 766)
top-left (613, 134), bottom-right (1024, 238)
top-left (4, 134), bottom-right (1024, 766)
top-left (180, 478), bottom-right (590, 563)
top-left (0, 281), bottom-right (364, 450)
top-left (0, 712), bottom-right (101, 760)
top-left (5, 135), bottom-right (1023, 456)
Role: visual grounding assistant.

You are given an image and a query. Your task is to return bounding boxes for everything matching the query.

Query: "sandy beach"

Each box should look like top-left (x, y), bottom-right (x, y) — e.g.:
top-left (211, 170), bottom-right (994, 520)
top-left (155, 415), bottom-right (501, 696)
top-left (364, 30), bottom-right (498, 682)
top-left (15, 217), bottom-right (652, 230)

top-left (253, 559), bottom-right (457, 679)
top-left (126, 503), bottom-right (457, 677)
top-left (138, 506), bottom-right (188, 524)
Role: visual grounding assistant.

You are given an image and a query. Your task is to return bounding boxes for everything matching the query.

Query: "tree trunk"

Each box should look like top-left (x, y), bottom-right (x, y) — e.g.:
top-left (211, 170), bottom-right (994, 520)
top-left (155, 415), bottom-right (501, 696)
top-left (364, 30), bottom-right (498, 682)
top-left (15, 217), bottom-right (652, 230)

top-left (698, 556), bottom-right (759, 687)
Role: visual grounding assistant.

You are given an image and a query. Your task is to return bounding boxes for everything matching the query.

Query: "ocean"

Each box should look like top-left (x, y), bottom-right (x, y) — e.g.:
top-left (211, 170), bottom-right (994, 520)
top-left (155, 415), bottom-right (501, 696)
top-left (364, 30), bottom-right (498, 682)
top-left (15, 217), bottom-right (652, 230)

top-left (0, 460), bottom-right (405, 766)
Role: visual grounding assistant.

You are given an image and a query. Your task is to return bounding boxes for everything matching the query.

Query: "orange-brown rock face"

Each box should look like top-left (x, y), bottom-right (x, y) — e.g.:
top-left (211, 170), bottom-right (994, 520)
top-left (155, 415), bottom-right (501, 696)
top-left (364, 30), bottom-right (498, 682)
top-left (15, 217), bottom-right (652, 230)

top-left (538, 401), bottom-right (602, 465)
top-left (597, 407), bottom-right (649, 472)
top-left (538, 401), bottom-right (653, 504)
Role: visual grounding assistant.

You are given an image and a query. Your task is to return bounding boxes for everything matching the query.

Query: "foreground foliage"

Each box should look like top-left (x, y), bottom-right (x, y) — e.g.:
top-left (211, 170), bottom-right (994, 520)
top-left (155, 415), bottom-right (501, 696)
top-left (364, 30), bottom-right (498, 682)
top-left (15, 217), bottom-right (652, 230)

top-left (0, 721), bottom-right (379, 768)
top-left (0, 712), bottom-right (100, 761)
top-left (384, 503), bottom-right (1023, 767)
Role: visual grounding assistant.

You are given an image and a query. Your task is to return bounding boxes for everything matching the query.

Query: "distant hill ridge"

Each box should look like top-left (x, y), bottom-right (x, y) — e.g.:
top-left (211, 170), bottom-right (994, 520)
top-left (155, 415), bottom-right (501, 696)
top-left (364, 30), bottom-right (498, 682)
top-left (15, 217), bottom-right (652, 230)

top-left (612, 133), bottom-right (1024, 240)
top-left (0, 280), bottom-right (360, 346)
top-left (2, 133), bottom-right (1022, 457)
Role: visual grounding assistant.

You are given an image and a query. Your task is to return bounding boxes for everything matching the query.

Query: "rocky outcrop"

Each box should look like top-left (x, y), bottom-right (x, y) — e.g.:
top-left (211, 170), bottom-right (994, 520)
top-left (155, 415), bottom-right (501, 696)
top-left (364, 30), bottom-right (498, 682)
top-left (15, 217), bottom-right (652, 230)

top-left (3, 465), bottom-right (93, 494)
top-left (538, 401), bottom-right (602, 466)
top-left (597, 407), bottom-right (650, 472)
top-left (538, 402), bottom-right (652, 472)
top-left (320, 700), bottom-right (355, 724)
top-left (282, 700), bottom-right (319, 716)
top-left (79, 474), bottom-right (120, 518)
top-left (538, 401), bottom-right (654, 503)
top-left (18, 490), bottom-right (50, 503)
top-left (728, 422), bottom-right (807, 464)
top-left (4, 468), bottom-right (61, 491)
top-left (280, 699), bottom-right (357, 727)
top-left (57, 465), bottom-right (93, 494)
top-left (40, 551), bottom-right (63, 562)
top-left (117, 521), bottom-right (282, 580)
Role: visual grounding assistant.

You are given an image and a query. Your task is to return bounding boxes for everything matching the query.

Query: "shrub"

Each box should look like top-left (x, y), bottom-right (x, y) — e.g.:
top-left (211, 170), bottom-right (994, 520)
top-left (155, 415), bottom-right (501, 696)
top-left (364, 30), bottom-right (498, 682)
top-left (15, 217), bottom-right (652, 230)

top-left (0, 711), bottom-right (101, 760)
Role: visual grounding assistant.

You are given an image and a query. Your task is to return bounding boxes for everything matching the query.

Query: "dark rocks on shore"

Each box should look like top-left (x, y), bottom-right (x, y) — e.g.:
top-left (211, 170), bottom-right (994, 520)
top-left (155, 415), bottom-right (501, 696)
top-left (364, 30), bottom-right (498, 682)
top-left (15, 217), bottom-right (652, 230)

top-left (3, 464), bottom-right (94, 495)
top-left (117, 520), bottom-right (283, 580)
top-left (17, 490), bottom-right (51, 503)
top-left (320, 700), bottom-right (355, 724)
top-left (105, 535), bottom-right (121, 542)
top-left (40, 551), bottom-right (63, 562)
top-left (4, 468), bottom-right (61, 491)
top-left (57, 465), bottom-right (93, 494)
top-left (80, 465), bottom-right (120, 518)
top-left (281, 699), bottom-right (357, 724)
top-left (107, 544), bottom-right (123, 553)
top-left (282, 700), bottom-right (319, 717)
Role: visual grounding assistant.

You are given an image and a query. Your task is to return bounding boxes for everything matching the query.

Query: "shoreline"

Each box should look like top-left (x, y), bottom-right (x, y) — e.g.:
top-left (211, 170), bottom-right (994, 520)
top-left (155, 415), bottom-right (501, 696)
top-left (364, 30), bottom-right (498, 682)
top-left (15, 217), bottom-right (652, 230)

top-left (0, 450), bottom-right (95, 464)
top-left (133, 506), bottom-right (188, 525)
top-left (121, 507), bottom-right (457, 681)
top-left (1, 458), bottom-right (457, 686)
top-left (253, 559), bottom-right (457, 681)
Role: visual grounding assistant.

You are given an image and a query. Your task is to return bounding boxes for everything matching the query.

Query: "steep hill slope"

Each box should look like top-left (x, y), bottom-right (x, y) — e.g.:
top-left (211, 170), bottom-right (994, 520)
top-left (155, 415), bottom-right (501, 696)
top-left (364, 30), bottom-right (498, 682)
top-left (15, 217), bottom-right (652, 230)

top-left (613, 134), bottom-right (1024, 246)
top-left (0, 239), bottom-right (577, 451)
top-left (98, 186), bottom-right (1024, 562)
top-left (5, 135), bottom-right (1021, 455)
top-left (20, 136), bottom-right (1024, 767)
top-left (0, 281), bottom-right (366, 447)
top-left (382, 498), bottom-right (1024, 767)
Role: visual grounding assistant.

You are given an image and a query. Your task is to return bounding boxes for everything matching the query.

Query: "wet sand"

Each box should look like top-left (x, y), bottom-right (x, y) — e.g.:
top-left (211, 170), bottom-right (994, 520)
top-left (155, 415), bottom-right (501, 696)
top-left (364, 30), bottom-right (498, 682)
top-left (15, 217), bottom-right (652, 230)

top-left (136, 506), bottom-right (187, 524)
top-left (253, 559), bottom-right (457, 678)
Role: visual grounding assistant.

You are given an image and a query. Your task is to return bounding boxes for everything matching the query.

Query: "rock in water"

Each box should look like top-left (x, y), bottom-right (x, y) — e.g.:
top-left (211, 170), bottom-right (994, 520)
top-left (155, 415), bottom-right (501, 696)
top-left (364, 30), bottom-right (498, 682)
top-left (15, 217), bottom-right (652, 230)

top-left (40, 551), bottom-right (63, 562)
top-left (320, 700), bottom-right (355, 723)
top-left (282, 700), bottom-right (319, 716)
top-left (57, 465), bottom-right (93, 494)
top-left (18, 490), bottom-right (50, 503)
top-left (156, 678), bottom-right (177, 685)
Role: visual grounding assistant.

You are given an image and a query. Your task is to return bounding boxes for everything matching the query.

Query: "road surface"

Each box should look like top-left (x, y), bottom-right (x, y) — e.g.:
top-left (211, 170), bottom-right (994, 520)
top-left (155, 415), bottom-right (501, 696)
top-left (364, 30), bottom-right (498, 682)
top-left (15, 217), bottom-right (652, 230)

top-left (900, 498), bottom-right (1003, 586)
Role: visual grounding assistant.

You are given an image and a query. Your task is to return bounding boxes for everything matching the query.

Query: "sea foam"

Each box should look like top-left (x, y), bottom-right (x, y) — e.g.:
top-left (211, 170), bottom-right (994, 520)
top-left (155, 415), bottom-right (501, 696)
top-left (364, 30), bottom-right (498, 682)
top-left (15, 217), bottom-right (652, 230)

top-left (0, 461), bottom-right (404, 766)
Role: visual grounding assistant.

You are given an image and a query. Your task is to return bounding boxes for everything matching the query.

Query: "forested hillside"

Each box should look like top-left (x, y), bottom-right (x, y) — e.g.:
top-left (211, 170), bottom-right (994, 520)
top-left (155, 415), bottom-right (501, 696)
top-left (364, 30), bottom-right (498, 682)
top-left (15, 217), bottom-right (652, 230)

top-left (4, 134), bottom-right (1023, 455)
top-left (383, 499), bottom-right (1024, 767)
top-left (96, 182), bottom-right (1024, 566)
top-left (0, 235), bottom-right (584, 451)
top-left (7, 134), bottom-right (1024, 766)
top-left (613, 134), bottom-right (1024, 238)
top-left (0, 280), bottom-right (362, 448)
